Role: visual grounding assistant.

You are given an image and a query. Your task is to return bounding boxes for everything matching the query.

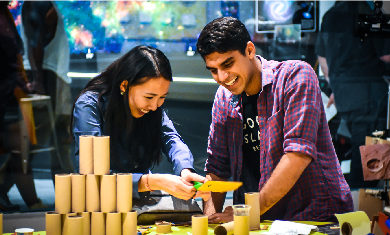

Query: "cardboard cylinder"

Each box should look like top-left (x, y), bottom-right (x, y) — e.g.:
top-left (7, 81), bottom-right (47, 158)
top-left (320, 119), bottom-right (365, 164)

top-left (245, 192), bottom-right (260, 230)
top-left (79, 135), bottom-right (93, 174)
top-left (63, 215), bottom-right (83, 235)
top-left (93, 136), bottom-right (110, 175)
top-left (214, 221), bottom-right (234, 235)
top-left (86, 174), bottom-right (100, 212)
top-left (55, 174), bottom-right (71, 214)
top-left (122, 211), bottom-right (137, 235)
top-left (100, 174), bottom-right (116, 213)
top-left (192, 215), bottom-right (208, 235)
top-left (79, 212), bottom-right (90, 235)
top-left (72, 174), bottom-right (86, 212)
top-left (156, 221), bottom-right (172, 233)
top-left (106, 212), bottom-right (121, 235)
top-left (91, 212), bottom-right (105, 235)
top-left (45, 212), bottom-right (61, 235)
top-left (117, 173), bottom-right (132, 212)
top-left (61, 212), bottom-right (77, 234)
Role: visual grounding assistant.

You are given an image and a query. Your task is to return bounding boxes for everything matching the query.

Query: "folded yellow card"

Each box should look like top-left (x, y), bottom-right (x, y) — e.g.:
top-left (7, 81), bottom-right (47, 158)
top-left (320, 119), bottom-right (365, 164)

top-left (197, 181), bottom-right (242, 192)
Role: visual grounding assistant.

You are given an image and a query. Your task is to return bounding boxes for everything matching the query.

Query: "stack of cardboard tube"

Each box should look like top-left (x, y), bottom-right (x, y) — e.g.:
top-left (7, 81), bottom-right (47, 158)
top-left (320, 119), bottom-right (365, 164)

top-left (47, 135), bottom-right (137, 235)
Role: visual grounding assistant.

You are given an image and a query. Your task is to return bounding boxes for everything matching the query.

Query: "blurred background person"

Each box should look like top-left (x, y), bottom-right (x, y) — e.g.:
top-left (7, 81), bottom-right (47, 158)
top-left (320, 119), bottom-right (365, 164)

top-left (316, 1), bottom-right (390, 189)
top-left (21, 1), bottom-right (74, 180)
top-left (0, 1), bottom-right (46, 211)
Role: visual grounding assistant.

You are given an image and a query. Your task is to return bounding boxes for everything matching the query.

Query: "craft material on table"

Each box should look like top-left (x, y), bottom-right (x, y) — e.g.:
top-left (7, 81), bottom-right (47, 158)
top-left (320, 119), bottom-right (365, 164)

top-left (194, 181), bottom-right (242, 192)
top-left (335, 211), bottom-right (370, 235)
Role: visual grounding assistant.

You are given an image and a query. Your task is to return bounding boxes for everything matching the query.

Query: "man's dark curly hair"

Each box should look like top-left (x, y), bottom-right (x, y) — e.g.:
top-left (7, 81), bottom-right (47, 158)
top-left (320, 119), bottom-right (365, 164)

top-left (196, 17), bottom-right (251, 58)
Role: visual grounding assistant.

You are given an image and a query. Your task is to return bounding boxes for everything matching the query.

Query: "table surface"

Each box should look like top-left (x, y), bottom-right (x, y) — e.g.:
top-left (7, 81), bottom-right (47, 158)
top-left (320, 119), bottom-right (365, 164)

top-left (4, 221), bottom-right (339, 235)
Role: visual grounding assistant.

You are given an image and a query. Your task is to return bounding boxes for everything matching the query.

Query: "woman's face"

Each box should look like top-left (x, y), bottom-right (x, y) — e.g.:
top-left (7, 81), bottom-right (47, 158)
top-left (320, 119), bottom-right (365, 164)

top-left (127, 76), bottom-right (170, 118)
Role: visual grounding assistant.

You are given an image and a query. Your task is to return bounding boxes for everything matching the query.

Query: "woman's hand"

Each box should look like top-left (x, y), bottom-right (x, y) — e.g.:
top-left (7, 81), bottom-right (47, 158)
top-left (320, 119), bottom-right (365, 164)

top-left (149, 174), bottom-right (196, 200)
top-left (181, 169), bottom-right (211, 201)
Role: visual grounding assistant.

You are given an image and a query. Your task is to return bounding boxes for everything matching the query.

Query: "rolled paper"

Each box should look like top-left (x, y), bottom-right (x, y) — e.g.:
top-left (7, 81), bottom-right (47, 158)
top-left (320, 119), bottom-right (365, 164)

top-left (63, 215), bottom-right (83, 235)
top-left (122, 211), bottom-right (137, 235)
top-left (155, 221), bottom-right (172, 233)
top-left (117, 173), bottom-right (132, 212)
top-left (93, 136), bottom-right (110, 175)
top-left (214, 221), bottom-right (234, 235)
top-left (55, 174), bottom-right (71, 214)
top-left (191, 215), bottom-right (208, 235)
top-left (79, 135), bottom-right (93, 174)
top-left (79, 212), bottom-right (90, 235)
top-left (91, 212), bottom-right (105, 235)
top-left (100, 174), bottom-right (116, 213)
top-left (106, 212), bottom-right (121, 235)
top-left (245, 192), bottom-right (260, 230)
top-left (45, 212), bottom-right (61, 235)
top-left (72, 174), bottom-right (86, 212)
top-left (86, 174), bottom-right (100, 212)
top-left (61, 213), bottom-right (77, 235)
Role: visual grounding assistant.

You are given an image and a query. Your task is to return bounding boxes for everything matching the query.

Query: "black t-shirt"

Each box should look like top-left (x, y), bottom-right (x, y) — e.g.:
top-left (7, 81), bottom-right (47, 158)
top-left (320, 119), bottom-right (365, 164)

top-left (237, 93), bottom-right (261, 203)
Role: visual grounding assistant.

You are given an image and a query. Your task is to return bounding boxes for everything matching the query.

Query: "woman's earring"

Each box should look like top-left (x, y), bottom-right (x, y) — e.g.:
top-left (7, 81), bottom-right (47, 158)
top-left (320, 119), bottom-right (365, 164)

top-left (120, 80), bottom-right (128, 96)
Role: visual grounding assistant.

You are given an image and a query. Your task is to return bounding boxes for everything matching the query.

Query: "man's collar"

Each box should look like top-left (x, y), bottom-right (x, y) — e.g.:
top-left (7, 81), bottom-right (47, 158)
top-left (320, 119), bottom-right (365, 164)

top-left (229, 56), bottom-right (273, 107)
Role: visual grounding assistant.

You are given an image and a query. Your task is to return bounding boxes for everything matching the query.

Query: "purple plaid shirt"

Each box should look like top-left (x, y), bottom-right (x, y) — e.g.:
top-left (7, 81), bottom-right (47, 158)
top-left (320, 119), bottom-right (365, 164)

top-left (205, 56), bottom-right (353, 221)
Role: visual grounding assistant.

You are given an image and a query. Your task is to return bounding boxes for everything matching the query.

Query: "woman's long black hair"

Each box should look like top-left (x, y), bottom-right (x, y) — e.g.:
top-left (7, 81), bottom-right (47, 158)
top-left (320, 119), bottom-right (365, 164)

top-left (72, 45), bottom-right (172, 172)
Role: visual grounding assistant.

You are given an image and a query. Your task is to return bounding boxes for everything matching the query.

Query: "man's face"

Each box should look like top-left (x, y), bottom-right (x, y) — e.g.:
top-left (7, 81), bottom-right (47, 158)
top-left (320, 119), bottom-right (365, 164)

top-left (204, 44), bottom-right (256, 95)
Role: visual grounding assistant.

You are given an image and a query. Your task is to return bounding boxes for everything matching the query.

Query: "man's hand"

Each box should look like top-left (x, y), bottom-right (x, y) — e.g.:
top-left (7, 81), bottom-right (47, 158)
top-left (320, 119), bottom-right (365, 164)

top-left (208, 206), bottom-right (233, 224)
top-left (181, 169), bottom-right (211, 201)
top-left (327, 93), bottom-right (335, 108)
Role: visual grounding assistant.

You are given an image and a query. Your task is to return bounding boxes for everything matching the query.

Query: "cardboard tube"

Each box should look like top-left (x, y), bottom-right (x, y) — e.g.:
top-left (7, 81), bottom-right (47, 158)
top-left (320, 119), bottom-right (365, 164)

top-left (101, 174), bottom-right (116, 212)
top-left (117, 173), bottom-right (132, 212)
top-left (245, 192), bottom-right (260, 230)
top-left (79, 135), bottom-right (93, 174)
top-left (106, 212), bottom-right (121, 235)
top-left (86, 174), bottom-right (100, 212)
top-left (55, 174), bottom-right (71, 214)
top-left (61, 213), bottom-right (77, 235)
top-left (156, 221), bottom-right (172, 233)
top-left (93, 136), bottom-right (110, 175)
top-left (79, 212), bottom-right (90, 235)
top-left (46, 212), bottom-right (61, 235)
top-left (91, 212), bottom-right (105, 235)
top-left (122, 211), bottom-right (137, 235)
top-left (72, 174), bottom-right (86, 212)
top-left (192, 215), bottom-right (208, 235)
top-left (63, 215), bottom-right (83, 235)
top-left (214, 221), bottom-right (234, 235)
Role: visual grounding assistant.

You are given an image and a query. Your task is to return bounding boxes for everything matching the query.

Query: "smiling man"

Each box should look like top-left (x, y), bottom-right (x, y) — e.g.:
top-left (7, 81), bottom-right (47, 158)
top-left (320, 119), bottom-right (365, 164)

top-left (197, 17), bottom-right (353, 222)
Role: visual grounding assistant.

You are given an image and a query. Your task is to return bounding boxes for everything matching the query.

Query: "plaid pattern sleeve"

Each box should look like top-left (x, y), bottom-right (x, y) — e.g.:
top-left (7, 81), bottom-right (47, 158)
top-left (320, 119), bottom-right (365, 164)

top-left (205, 86), bottom-right (232, 180)
top-left (282, 62), bottom-right (320, 159)
top-left (260, 58), bottom-right (353, 221)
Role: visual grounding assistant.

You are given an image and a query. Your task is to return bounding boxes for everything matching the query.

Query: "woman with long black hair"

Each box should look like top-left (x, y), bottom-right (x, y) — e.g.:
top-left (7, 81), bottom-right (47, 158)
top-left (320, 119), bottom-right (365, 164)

top-left (72, 45), bottom-right (208, 201)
